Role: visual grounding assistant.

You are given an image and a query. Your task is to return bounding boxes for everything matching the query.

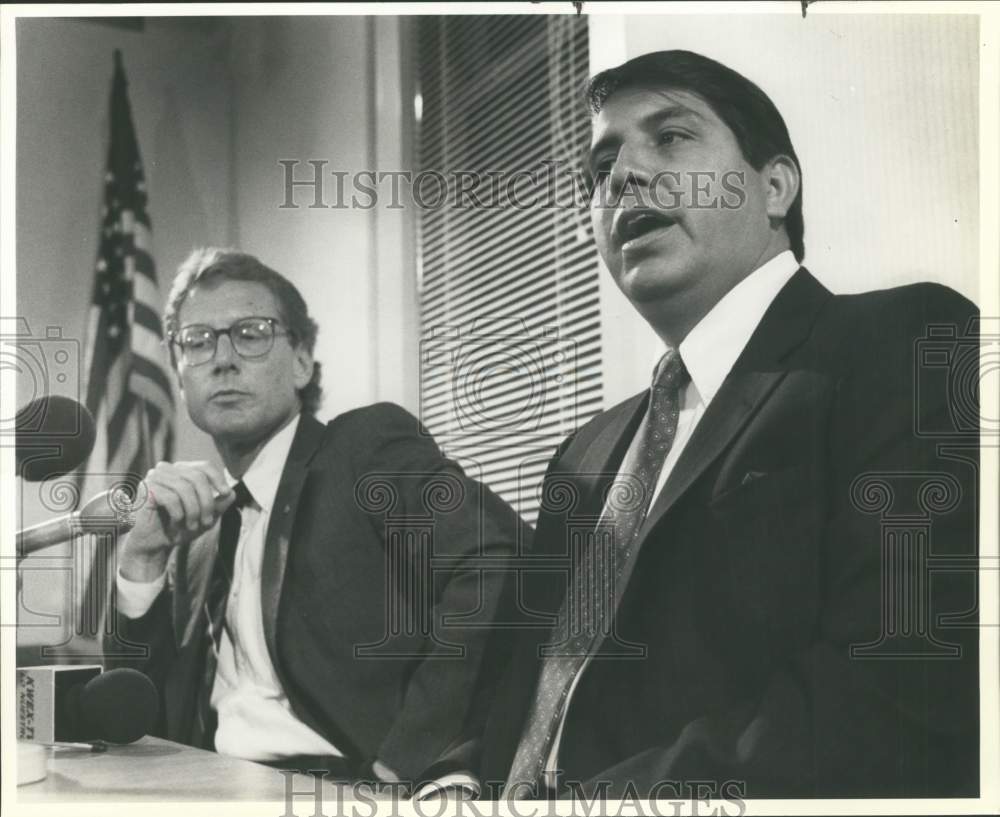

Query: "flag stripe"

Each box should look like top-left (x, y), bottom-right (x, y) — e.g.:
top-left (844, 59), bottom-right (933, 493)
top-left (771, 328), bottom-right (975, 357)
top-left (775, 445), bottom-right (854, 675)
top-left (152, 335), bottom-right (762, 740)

top-left (131, 367), bottom-right (174, 416)
top-left (105, 351), bottom-right (129, 409)
top-left (133, 221), bottom-right (153, 254)
top-left (133, 268), bottom-right (162, 309)
top-left (106, 394), bottom-right (137, 464)
top-left (134, 248), bottom-right (156, 282)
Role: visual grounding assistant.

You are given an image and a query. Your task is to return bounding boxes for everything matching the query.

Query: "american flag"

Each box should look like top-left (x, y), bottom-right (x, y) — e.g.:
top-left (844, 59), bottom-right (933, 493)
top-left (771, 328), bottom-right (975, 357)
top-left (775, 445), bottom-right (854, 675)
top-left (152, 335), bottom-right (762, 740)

top-left (76, 51), bottom-right (174, 644)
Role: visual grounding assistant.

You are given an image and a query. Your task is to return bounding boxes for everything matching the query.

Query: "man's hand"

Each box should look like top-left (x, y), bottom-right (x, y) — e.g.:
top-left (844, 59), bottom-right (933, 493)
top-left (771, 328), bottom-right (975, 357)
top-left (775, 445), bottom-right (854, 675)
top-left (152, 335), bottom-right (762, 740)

top-left (120, 461), bottom-right (234, 582)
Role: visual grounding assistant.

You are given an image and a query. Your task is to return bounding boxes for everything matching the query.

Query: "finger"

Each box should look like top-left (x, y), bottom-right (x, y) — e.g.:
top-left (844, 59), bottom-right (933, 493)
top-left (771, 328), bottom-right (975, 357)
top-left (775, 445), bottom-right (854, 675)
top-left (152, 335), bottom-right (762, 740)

top-left (174, 466), bottom-right (223, 529)
top-left (144, 477), bottom-right (187, 531)
top-left (152, 465), bottom-right (206, 533)
top-left (186, 462), bottom-right (239, 522)
top-left (177, 461), bottom-right (233, 500)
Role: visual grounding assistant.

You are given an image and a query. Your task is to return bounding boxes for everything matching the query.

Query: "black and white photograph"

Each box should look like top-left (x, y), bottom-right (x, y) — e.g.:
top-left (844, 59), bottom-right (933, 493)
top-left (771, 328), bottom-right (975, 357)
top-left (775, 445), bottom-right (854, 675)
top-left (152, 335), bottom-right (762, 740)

top-left (2, 3), bottom-right (996, 815)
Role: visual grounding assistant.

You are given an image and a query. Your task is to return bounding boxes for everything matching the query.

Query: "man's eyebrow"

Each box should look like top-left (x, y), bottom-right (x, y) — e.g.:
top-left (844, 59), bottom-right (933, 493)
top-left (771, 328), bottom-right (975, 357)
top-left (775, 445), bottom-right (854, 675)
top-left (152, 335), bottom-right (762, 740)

top-left (588, 104), bottom-right (705, 166)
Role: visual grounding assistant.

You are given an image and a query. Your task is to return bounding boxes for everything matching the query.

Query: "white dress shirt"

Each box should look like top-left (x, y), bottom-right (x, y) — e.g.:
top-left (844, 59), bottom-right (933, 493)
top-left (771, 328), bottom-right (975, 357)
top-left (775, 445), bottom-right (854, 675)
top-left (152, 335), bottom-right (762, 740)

top-left (543, 250), bottom-right (801, 782)
top-left (116, 413), bottom-right (343, 761)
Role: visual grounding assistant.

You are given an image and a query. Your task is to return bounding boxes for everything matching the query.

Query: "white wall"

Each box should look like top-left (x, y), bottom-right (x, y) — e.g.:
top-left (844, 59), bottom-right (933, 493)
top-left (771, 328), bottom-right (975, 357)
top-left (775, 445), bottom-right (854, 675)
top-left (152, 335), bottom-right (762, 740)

top-left (589, 12), bottom-right (980, 406)
top-left (226, 16), bottom-right (418, 423)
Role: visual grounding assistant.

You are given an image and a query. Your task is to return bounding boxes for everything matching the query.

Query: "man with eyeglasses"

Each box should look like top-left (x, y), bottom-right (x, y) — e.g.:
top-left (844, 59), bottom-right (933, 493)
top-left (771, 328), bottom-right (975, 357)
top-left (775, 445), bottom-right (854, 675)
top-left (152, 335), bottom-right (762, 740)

top-left (106, 248), bottom-right (524, 795)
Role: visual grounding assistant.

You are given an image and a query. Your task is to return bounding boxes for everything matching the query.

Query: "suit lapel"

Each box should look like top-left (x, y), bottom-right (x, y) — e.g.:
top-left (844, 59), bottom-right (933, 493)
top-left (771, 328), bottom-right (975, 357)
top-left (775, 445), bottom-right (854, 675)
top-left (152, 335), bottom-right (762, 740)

top-left (572, 392), bottom-right (648, 517)
top-left (634, 268), bottom-right (831, 543)
top-left (260, 413), bottom-right (327, 670)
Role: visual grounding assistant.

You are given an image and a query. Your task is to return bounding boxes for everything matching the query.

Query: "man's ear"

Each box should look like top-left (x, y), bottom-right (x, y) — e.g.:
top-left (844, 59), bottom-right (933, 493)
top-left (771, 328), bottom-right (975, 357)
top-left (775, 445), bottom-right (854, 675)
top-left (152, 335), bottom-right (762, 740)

top-left (292, 344), bottom-right (314, 391)
top-left (763, 154), bottom-right (800, 220)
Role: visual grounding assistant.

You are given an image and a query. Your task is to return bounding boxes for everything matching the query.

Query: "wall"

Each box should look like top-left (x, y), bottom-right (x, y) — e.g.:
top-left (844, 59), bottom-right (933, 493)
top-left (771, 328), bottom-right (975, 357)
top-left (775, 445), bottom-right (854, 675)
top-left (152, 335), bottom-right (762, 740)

top-left (589, 12), bottom-right (980, 406)
top-left (225, 16), bottom-right (418, 423)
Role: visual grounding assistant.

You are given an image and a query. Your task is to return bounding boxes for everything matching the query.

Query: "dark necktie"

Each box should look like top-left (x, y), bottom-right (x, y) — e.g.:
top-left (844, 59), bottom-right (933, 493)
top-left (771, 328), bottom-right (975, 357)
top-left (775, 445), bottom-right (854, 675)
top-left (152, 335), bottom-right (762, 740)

top-left (194, 480), bottom-right (253, 748)
top-left (505, 349), bottom-right (688, 796)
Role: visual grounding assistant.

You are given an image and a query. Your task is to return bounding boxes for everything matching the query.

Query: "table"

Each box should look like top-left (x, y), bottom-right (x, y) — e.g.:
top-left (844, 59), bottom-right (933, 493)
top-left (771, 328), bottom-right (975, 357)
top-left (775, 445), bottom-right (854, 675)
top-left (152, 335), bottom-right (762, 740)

top-left (17, 736), bottom-right (355, 802)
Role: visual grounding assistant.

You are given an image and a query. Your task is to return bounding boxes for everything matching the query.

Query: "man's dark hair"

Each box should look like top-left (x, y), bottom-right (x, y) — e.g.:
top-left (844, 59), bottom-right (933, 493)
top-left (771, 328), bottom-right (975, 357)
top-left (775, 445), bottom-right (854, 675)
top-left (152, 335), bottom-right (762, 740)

top-left (164, 248), bottom-right (323, 414)
top-left (585, 50), bottom-right (805, 262)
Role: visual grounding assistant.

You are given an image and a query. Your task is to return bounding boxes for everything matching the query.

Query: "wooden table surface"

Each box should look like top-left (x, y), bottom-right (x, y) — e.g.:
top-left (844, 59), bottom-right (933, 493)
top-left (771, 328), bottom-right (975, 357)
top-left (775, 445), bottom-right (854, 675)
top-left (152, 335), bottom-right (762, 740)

top-left (17, 736), bottom-right (356, 802)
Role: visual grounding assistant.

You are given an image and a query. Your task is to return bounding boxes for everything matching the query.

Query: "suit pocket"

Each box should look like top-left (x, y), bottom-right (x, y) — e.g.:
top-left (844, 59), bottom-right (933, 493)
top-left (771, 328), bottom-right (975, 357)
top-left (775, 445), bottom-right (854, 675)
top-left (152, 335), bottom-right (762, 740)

top-left (705, 461), bottom-right (822, 571)
top-left (708, 463), bottom-right (816, 514)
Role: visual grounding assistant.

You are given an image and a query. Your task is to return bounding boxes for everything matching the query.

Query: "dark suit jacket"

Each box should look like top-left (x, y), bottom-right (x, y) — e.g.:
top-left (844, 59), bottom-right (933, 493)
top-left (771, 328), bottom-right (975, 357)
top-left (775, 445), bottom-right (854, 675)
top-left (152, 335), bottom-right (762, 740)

top-left (481, 269), bottom-right (980, 798)
top-left (105, 402), bottom-right (526, 782)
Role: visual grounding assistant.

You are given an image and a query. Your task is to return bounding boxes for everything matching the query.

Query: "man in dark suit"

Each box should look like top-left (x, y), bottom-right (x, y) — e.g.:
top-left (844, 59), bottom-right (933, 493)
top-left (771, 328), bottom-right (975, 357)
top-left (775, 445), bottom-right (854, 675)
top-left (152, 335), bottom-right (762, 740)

top-left (105, 249), bottom-right (523, 793)
top-left (480, 50), bottom-right (979, 800)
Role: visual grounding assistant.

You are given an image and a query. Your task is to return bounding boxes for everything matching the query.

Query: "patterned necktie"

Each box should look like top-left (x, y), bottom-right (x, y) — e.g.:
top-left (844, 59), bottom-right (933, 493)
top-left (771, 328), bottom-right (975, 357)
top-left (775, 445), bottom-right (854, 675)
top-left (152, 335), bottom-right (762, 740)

top-left (194, 480), bottom-right (253, 748)
top-left (505, 349), bottom-right (688, 797)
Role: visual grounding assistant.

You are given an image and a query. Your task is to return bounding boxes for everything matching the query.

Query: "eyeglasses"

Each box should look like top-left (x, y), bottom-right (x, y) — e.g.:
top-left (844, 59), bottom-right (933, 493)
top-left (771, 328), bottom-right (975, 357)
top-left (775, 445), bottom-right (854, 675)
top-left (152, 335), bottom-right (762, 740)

top-left (169, 317), bottom-right (293, 367)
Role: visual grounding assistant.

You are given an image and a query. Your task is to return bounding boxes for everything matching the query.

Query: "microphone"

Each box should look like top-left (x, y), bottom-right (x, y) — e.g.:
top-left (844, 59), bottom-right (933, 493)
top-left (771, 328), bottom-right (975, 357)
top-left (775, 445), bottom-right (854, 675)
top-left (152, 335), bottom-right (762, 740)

top-left (17, 666), bottom-right (159, 745)
top-left (15, 395), bottom-right (96, 481)
top-left (16, 487), bottom-right (136, 559)
top-left (61, 668), bottom-right (159, 744)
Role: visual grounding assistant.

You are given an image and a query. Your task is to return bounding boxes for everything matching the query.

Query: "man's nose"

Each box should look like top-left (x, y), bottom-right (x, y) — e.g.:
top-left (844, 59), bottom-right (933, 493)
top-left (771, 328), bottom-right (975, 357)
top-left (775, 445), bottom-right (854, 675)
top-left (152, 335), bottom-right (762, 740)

top-left (211, 332), bottom-right (240, 369)
top-left (607, 144), bottom-right (654, 202)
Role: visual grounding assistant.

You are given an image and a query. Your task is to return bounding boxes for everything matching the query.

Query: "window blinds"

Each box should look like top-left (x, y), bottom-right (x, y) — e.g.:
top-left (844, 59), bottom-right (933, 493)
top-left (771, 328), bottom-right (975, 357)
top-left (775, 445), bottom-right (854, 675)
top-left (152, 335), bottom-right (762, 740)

top-left (415, 15), bottom-right (604, 526)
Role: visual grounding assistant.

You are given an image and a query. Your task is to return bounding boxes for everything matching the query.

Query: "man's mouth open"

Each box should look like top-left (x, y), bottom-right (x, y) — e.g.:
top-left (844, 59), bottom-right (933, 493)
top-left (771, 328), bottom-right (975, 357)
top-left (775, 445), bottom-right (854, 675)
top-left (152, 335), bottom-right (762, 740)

top-left (615, 208), bottom-right (677, 251)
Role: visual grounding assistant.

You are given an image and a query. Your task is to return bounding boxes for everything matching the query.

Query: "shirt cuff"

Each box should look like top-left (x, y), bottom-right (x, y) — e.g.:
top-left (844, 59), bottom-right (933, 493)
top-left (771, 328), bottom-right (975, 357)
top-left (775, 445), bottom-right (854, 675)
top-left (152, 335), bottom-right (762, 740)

top-left (414, 772), bottom-right (481, 800)
top-left (116, 568), bottom-right (166, 619)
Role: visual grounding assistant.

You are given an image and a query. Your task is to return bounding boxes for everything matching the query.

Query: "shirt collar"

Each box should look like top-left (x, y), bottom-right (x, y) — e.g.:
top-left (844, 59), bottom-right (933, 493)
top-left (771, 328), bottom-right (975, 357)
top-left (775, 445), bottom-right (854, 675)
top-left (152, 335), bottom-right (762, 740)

top-left (224, 413), bottom-right (301, 514)
top-left (677, 250), bottom-right (800, 405)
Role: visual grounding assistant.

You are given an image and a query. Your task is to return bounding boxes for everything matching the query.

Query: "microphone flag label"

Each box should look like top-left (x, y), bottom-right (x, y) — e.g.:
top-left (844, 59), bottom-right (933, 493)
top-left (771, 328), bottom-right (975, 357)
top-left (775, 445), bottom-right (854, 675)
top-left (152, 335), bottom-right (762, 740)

top-left (16, 665), bottom-right (101, 743)
top-left (17, 672), bottom-right (36, 739)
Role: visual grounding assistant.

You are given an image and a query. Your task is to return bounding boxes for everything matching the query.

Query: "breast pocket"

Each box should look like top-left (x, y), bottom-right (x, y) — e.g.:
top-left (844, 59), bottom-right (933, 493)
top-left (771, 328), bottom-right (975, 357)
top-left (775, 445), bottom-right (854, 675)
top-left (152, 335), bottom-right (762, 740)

top-left (709, 463), bottom-right (817, 514)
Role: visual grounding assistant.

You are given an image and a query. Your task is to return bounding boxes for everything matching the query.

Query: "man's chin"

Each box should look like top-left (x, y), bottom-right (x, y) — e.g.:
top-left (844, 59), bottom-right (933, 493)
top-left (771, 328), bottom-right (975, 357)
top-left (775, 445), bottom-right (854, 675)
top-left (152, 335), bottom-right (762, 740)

top-left (198, 409), bottom-right (259, 440)
top-left (617, 262), bottom-right (690, 305)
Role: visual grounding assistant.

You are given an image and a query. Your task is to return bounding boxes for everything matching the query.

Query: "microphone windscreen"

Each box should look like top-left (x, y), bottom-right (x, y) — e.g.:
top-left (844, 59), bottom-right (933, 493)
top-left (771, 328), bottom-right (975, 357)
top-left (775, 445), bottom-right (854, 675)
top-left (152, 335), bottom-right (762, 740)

top-left (79, 668), bottom-right (159, 744)
top-left (15, 396), bottom-right (96, 481)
